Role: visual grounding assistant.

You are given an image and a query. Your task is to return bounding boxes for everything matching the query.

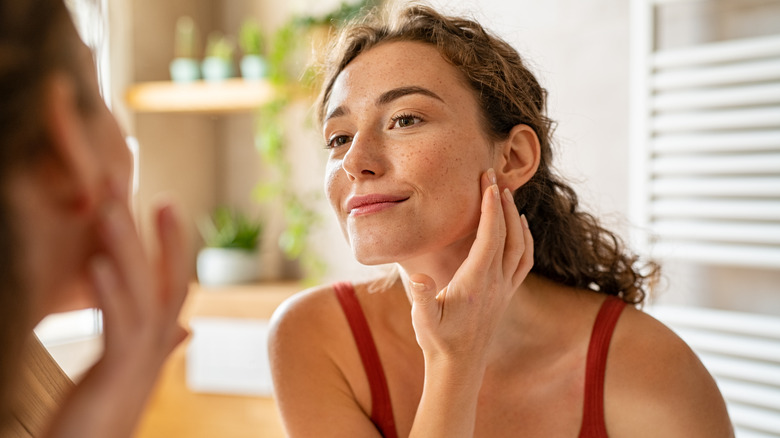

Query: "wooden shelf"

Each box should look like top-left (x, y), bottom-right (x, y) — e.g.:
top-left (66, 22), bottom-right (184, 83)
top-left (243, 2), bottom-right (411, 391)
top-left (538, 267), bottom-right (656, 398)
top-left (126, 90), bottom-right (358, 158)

top-left (125, 78), bottom-right (275, 113)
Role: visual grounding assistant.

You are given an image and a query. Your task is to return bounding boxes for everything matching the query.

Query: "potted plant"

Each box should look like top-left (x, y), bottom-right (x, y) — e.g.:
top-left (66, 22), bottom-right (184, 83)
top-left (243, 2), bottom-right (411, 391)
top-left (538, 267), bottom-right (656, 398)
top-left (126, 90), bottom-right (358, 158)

top-left (197, 207), bottom-right (263, 286)
top-left (238, 18), bottom-right (268, 80)
top-left (252, 0), bottom-right (375, 283)
top-left (201, 31), bottom-right (235, 82)
top-left (169, 16), bottom-right (200, 83)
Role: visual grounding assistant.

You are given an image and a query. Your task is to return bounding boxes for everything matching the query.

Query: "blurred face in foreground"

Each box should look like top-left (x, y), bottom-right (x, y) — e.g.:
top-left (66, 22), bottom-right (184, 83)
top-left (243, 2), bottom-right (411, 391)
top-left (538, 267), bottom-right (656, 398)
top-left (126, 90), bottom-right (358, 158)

top-left (8, 31), bottom-right (132, 318)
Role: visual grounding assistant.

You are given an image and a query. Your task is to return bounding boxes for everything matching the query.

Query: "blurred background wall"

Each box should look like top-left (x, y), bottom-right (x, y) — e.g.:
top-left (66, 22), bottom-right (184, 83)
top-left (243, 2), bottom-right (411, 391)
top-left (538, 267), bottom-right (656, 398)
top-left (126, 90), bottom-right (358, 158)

top-left (110, 0), bottom-right (780, 314)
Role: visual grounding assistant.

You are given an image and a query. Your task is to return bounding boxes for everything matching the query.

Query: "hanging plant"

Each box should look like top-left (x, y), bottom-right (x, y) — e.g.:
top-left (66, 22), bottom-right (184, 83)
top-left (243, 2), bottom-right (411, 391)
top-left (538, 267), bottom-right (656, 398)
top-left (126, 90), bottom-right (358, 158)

top-left (252, 0), bottom-right (378, 284)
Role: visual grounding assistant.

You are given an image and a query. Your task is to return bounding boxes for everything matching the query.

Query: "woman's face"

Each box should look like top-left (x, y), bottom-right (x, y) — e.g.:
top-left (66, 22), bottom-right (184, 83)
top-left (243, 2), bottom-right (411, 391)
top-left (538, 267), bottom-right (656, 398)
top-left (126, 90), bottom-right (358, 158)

top-left (58, 41), bottom-right (131, 309)
top-left (40, 38), bottom-right (131, 315)
top-left (323, 41), bottom-right (499, 265)
top-left (75, 41), bottom-right (132, 200)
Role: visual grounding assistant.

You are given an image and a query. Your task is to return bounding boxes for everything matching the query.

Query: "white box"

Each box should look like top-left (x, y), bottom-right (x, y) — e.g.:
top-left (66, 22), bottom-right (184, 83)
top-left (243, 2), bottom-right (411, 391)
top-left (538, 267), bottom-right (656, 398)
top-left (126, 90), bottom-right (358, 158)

top-left (186, 317), bottom-right (273, 397)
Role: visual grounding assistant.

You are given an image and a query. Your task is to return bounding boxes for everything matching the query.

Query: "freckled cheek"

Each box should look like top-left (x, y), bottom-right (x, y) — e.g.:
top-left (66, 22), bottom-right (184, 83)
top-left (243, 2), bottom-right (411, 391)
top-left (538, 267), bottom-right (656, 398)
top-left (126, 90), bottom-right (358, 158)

top-left (324, 161), bottom-right (344, 212)
top-left (411, 142), bottom-right (463, 187)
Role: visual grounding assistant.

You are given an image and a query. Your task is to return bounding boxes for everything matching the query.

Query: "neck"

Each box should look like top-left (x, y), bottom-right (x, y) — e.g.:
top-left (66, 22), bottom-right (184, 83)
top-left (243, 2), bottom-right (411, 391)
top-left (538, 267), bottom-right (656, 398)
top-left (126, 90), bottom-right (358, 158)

top-left (396, 231), bottom-right (475, 295)
top-left (485, 275), bottom-right (592, 367)
top-left (395, 240), bottom-right (573, 365)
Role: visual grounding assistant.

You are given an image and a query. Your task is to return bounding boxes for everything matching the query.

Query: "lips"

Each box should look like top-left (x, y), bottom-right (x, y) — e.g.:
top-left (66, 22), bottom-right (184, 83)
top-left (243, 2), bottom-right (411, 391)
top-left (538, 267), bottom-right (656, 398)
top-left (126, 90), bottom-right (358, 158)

top-left (346, 193), bottom-right (410, 216)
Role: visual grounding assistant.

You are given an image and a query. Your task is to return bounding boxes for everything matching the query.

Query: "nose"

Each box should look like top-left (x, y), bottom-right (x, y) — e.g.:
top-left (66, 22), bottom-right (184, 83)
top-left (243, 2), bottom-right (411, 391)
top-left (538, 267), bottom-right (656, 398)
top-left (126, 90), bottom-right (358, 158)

top-left (341, 131), bottom-right (385, 181)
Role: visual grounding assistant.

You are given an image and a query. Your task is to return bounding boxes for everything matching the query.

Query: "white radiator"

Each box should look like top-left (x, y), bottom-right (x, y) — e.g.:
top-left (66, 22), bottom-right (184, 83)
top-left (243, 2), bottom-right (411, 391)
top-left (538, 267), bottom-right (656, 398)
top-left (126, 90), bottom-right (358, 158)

top-left (630, 0), bottom-right (780, 269)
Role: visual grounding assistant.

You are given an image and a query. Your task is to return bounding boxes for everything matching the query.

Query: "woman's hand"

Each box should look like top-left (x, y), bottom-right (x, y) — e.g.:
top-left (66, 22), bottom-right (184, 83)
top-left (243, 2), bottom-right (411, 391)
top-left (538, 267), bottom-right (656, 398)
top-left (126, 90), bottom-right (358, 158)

top-left (90, 181), bottom-right (190, 374)
top-left (43, 179), bottom-right (190, 438)
top-left (406, 168), bottom-right (533, 438)
top-left (409, 168), bottom-right (533, 364)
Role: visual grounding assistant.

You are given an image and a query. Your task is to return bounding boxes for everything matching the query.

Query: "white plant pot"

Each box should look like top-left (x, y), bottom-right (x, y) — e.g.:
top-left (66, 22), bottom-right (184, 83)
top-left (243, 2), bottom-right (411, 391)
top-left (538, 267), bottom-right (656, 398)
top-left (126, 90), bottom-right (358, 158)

top-left (201, 57), bottom-right (234, 82)
top-left (197, 248), bottom-right (260, 287)
top-left (169, 57), bottom-right (200, 83)
top-left (240, 55), bottom-right (268, 80)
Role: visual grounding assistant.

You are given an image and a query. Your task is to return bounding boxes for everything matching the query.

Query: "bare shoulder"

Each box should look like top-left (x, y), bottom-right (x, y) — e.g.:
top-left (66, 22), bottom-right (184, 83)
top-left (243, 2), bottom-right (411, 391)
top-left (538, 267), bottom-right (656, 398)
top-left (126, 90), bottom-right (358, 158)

top-left (268, 282), bottom-right (383, 437)
top-left (268, 283), bottom-right (343, 389)
top-left (269, 283), bottom-right (341, 341)
top-left (605, 305), bottom-right (734, 437)
top-left (268, 281), bottom-right (384, 346)
top-left (268, 282), bottom-right (358, 375)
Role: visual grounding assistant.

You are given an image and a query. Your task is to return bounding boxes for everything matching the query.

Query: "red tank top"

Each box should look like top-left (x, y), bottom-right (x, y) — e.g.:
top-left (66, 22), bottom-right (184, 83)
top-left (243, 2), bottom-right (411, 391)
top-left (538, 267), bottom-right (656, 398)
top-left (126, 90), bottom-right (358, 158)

top-left (333, 282), bottom-right (626, 438)
top-left (334, 282), bottom-right (398, 438)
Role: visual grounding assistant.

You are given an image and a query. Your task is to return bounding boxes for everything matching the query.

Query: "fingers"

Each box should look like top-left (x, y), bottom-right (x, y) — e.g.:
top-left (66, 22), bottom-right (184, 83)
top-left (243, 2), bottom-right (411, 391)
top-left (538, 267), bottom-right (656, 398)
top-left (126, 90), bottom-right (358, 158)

top-left (155, 202), bottom-right (190, 319)
top-left (91, 178), bottom-right (189, 375)
top-left (463, 169), bottom-right (505, 273)
top-left (500, 188), bottom-right (526, 285)
top-left (168, 325), bottom-right (190, 355)
top-left (512, 214), bottom-right (534, 286)
top-left (469, 169), bottom-right (533, 289)
top-left (409, 273), bottom-right (439, 311)
top-left (480, 168), bottom-right (492, 196)
top-left (98, 198), bottom-right (152, 309)
top-left (90, 255), bottom-right (128, 332)
top-left (408, 273), bottom-right (441, 347)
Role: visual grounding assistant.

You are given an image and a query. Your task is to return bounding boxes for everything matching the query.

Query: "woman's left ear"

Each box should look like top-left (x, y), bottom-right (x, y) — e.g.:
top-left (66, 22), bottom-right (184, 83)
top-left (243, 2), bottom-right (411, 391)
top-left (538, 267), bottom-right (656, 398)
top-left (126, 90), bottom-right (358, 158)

top-left (495, 124), bottom-right (541, 191)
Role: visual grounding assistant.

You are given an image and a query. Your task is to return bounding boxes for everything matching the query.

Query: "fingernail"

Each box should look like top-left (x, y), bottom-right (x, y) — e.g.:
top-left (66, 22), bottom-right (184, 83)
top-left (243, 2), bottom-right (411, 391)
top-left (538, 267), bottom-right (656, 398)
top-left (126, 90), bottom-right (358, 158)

top-left (521, 214), bottom-right (529, 228)
top-left (410, 280), bottom-right (426, 291)
top-left (491, 184), bottom-right (500, 199)
top-left (487, 168), bottom-right (497, 185)
top-left (503, 188), bottom-right (513, 203)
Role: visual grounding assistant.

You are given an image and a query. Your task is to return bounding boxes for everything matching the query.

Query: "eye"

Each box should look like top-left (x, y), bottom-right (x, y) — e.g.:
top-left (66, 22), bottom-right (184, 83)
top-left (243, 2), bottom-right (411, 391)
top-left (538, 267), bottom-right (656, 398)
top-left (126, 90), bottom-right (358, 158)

top-left (325, 134), bottom-right (352, 149)
top-left (390, 113), bottom-right (422, 129)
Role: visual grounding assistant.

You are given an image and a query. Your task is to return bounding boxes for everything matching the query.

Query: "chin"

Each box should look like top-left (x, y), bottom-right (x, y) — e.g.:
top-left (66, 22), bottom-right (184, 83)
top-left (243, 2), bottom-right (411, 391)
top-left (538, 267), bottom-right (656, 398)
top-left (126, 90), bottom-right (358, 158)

top-left (352, 247), bottom-right (395, 266)
top-left (349, 235), bottom-right (403, 266)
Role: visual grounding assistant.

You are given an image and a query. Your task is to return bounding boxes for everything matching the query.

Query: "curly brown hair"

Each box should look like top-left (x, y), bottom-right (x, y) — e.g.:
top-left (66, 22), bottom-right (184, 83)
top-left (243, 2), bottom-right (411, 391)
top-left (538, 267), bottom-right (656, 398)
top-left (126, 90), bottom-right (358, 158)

top-left (316, 3), bottom-right (659, 304)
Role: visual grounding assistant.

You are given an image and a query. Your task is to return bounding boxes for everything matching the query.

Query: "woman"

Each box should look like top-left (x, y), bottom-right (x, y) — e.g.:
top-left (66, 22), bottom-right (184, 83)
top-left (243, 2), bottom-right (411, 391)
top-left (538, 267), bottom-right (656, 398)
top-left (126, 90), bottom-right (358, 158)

top-left (0, 0), bottom-right (189, 436)
top-left (269, 3), bottom-right (733, 438)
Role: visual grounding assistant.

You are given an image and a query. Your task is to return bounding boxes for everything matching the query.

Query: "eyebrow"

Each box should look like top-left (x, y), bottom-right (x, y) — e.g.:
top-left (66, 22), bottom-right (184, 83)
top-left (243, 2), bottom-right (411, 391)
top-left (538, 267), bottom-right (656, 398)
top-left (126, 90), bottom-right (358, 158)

top-left (324, 106), bottom-right (348, 122)
top-left (324, 85), bottom-right (444, 123)
top-left (376, 85), bottom-right (444, 106)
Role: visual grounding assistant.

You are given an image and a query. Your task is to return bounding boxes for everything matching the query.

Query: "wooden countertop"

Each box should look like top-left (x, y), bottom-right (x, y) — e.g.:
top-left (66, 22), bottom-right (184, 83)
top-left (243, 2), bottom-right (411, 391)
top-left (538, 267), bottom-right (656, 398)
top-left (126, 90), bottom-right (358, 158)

top-left (133, 281), bottom-right (301, 438)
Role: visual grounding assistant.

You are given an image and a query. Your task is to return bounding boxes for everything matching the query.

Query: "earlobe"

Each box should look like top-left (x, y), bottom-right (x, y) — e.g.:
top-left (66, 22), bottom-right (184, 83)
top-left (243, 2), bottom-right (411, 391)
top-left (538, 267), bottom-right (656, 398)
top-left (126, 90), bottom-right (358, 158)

top-left (496, 124), bottom-right (541, 191)
top-left (41, 72), bottom-right (99, 215)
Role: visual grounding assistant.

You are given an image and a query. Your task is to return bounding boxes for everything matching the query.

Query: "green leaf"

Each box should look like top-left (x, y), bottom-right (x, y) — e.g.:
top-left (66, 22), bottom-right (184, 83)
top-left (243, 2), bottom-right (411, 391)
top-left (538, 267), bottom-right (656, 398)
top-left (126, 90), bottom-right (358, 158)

top-left (252, 182), bottom-right (282, 202)
top-left (239, 18), bottom-right (265, 55)
top-left (199, 207), bottom-right (263, 250)
top-left (174, 16), bottom-right (197, 58)
top-left (204, 31), bottom-right (235, 60)
top-left (249, 0), bottom-right (383, 280)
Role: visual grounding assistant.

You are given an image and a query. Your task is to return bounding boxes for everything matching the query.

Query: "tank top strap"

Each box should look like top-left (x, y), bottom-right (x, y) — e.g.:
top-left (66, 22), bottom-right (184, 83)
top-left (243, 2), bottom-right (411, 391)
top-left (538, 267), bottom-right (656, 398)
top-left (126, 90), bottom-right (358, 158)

top-left (579, 295), bottom-right (626, 438)
top-left (333, 282), bottom-right (398, 438)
